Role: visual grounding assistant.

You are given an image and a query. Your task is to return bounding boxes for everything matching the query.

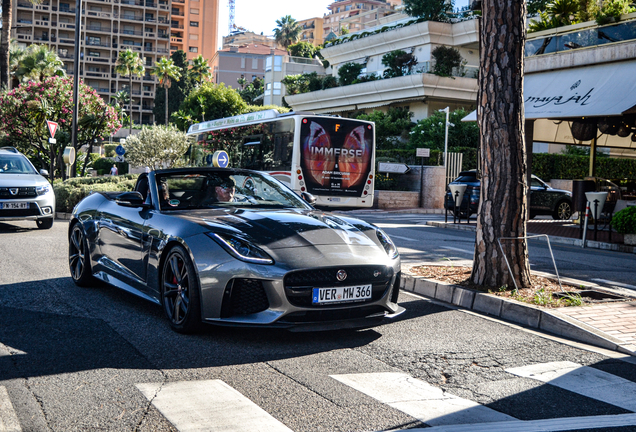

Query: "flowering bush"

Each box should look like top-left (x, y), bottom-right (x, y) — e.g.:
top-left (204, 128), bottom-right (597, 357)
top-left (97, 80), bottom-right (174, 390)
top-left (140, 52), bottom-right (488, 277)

top-left (0, 76), bottom-right (121, 180)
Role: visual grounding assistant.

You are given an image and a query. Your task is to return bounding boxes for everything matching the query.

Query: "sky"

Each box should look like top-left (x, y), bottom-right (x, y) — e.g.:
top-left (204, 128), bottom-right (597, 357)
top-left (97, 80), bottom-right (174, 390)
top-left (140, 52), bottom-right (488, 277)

top-left (217, 0), bottom-right (470, 43)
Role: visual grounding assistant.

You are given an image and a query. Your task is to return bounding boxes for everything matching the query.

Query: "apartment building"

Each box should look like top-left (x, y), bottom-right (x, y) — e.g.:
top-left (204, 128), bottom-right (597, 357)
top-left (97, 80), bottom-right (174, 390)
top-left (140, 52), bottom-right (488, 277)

top-left (169, 0), bottom-right (218, 61)
top-left (323, 0), bottom-right (398, 35)
top-left (210, 44), bottom-right (287, 90)
top-left (222, 31), bottom-right (278, 50)
top-left (297, 17), bottom-right (324, 46)
top-left (12, 0), bottom-right (218, 126)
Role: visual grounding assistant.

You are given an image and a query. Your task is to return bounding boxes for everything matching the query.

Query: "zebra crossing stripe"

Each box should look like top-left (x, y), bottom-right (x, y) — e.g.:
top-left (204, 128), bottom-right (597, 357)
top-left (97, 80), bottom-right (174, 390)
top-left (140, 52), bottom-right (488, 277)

top-left (136, 380), bottom-right (293, 432)
top-left (0, 386), bottom-right (22, 432)
top-left (331, 372), bottom-right (517, 426)
top-left (412, 413), bottom-right (636, 432)
top-left (506, 361), bottom-right (636, 412)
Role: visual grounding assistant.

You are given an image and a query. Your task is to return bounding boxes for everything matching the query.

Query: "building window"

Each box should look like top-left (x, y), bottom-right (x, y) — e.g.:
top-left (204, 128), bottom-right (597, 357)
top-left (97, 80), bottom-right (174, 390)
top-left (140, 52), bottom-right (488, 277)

top-left (190, 21), bottom-right (199, 27)
top-left (345, 5), bottom-right (351, 11)
top-left (189, 46), bottom-right (198, 53)
top-left (88, 36), bottom-right (101, 45)
top-left (88, 50), bottom-right (100, 57)
top-left (190, 8), bottom-right (199, 14)
top-left (252, 58), bottom-right (258, 69)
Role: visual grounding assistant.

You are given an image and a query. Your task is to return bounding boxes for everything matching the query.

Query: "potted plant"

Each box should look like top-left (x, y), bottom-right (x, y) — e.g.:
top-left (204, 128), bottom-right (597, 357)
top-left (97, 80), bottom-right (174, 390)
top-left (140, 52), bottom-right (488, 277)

top-left (611, 205), bottom-right (636, 245)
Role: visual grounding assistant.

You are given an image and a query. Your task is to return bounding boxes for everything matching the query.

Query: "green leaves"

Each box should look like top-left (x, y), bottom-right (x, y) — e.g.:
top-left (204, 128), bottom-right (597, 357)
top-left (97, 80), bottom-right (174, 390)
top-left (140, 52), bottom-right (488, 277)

top-left (274, 15), bottom-right (301, 51)
top-left (124, 125), bottom-right (190, 170)
top-left (115, 49), bottom-right (145, 78)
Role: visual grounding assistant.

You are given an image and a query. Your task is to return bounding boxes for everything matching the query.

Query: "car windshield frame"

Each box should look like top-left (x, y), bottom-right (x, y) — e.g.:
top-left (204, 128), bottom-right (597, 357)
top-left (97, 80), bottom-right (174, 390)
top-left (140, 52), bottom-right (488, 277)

top-left (0, 154), bottom-right (38, 175)
top-left (152, 169), bottom-right (313, 211)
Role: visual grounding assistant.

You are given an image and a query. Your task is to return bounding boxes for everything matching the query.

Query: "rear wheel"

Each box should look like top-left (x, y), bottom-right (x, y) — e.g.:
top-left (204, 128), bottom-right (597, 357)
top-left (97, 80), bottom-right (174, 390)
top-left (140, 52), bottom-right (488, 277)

top-left (161, 245), bottom-right (201, 333)
top-left (69, 224), bottom-right (95, 286)
top-left (37, 217), bottom-right (54, 229)
top-left (553, 200), bottom-right (573, 220)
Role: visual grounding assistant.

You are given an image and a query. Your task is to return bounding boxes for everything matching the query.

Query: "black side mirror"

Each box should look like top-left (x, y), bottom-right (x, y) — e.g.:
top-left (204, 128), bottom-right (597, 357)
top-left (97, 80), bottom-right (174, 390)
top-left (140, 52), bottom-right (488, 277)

top-left (301, 192), bottom-right (316, 205)
top-left (116, 191), bottom-right (148, 208)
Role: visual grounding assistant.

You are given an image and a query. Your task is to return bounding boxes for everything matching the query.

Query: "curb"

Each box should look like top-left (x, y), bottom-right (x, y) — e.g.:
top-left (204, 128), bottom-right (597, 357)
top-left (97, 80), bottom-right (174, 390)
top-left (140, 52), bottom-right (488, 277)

top-left (400, 273), bottom-right (636, 356)
top-left (427, 220), bottom-right (636, 254)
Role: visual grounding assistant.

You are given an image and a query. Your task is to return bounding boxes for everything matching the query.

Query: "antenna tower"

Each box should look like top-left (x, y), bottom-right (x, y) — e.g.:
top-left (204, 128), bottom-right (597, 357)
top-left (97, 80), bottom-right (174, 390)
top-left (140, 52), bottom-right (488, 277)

top-left (228, 0), bottom-right (235, 34)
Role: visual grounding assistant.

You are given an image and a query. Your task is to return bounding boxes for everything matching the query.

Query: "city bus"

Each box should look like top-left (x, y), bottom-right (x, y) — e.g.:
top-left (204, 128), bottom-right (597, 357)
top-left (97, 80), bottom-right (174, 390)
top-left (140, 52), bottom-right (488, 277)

top-left (186, 110), bottom-right (375, 208)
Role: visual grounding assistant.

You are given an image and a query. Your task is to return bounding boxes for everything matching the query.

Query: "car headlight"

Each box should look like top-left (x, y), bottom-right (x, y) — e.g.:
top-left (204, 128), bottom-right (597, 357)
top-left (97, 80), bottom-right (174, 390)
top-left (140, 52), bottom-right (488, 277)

top-left (376, 228), bottom-right (399, 259)
top-left (36, 184), bottom-right (51, 196)
top-left (207, 233), bottom-right (274, 265)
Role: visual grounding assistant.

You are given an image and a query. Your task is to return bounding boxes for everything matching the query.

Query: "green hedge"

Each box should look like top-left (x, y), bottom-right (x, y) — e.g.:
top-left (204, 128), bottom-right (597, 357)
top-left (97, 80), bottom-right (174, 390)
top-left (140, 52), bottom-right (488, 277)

top-left (532, 153), bottom-right (636, 180)
top-left (54, 174), bottom-right (138, 213)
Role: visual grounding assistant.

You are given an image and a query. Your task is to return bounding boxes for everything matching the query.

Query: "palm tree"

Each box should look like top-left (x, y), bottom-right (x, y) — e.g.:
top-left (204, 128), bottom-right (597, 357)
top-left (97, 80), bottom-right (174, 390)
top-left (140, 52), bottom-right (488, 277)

top-left (151, 57), bottom-right (181, 125)
top-left (189, 55), bottom-right (211, 85)
top-left (1, 0), bottom-right (14, 88)
top-left (115, 49), bottom-right (145, 135)
top-left (110, 90), bottom-right (130, 127)
top-left (274, 15), bottom-right (301, 52)
top-left (14, 44), bottom-right (66, 83)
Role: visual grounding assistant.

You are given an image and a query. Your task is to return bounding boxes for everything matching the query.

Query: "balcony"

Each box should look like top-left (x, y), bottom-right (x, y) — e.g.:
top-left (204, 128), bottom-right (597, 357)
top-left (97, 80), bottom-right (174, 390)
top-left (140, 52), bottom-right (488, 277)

top-left (58, 22), bottom-right (76, 29)
top-left (119, 13), bottom-right (144, 21)
top-left (86, 10), bottom-right (112, 18)
top-left (171, 23), bottom-right (184, 29)
top-left (170, 36), bottom-right (183, 43)
top-left (86, 25), bottom-right (110, 32)
top-left (34, 20), bottom-right (50, 26)
top-left (17, 2), bottom-right (33, 7)
top-left (120, 29), bottom-right (143, 36)
top-left (171, 9), bottom-right (184, 16)
top-left (58, 7), bottom-right (77, 13)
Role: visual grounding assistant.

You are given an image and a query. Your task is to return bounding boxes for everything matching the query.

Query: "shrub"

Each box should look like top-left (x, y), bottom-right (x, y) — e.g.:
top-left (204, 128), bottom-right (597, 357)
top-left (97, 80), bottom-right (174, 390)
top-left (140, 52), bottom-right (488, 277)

top-left (381, 50), bottom-right (418, 78)
top-left (338, 63), bottom-right (363, 86)
top-left (610, 205), bottom-right (636, 234)
top-left (104, 144), bottom-right (117, 157)
top-left (322, 75), bottom-right (338, 89)
top-left (53, 174), bottom-right (138, 213)
top-left (431, 46), bottom-right (465, 77)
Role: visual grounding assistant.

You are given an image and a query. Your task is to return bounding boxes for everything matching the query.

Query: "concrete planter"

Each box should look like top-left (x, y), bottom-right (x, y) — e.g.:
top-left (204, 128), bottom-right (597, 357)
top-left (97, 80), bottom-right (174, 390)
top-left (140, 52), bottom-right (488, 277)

top-left (624, 233), bottom-right (636, 245)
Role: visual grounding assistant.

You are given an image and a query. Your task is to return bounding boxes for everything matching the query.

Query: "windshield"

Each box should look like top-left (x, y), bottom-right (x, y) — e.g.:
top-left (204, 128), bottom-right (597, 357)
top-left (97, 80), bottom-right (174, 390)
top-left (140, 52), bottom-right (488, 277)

top-left (154, 170), bottom-right (312, 211)
top-left (0, 154), bottom-right (37, 175)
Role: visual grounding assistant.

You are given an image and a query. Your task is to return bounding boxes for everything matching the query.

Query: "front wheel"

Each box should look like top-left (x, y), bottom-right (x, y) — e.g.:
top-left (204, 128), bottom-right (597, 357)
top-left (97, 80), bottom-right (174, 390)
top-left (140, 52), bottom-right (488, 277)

top-left (553, 200), bottom-right (573, 220)
top-left (161, 245), bottom-right (201, 333)
top-left (69, 224), bottom-right (95, 286)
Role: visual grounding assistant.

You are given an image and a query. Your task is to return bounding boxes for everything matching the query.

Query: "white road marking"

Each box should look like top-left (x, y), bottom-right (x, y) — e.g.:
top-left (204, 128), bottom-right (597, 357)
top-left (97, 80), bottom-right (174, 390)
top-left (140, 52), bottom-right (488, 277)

top-left (136, 380), bottom-right (293, 432)
top-left (592, 278), bottom-right (636, 290)
top-left (506, 361), bottom-right (636, 412)
top-left (331, 372), bottom-right (517, 426)
top-left (388, 234), bottom-right (418, 242)
top-left (412, 413), bottom-right (636, 432)
top-left (441, 247), bottom-right (474, 254)
top-left (0, 386), bottom-right (22, 432)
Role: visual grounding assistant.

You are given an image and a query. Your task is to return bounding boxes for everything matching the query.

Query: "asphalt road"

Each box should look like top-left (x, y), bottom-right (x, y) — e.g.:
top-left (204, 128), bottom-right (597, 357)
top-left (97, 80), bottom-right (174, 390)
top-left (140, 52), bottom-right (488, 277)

top-left (1, 218), bottom-right (636, 432)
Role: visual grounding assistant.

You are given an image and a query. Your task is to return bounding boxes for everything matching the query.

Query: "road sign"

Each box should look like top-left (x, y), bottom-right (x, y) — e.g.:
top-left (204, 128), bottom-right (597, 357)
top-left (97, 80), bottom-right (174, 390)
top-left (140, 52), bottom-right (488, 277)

top-left (416, 148), bottom-right (430, 158)
top-left (115, 145), bottom-right (126, 156)
top-left (212, 150), bottom-right (229, 168)
top-left (115, 155), bottom-right (125, 163)
top-left (378, 162), bottom-right (410, 174)
top-left (46, 120), bottom-right (58, 138)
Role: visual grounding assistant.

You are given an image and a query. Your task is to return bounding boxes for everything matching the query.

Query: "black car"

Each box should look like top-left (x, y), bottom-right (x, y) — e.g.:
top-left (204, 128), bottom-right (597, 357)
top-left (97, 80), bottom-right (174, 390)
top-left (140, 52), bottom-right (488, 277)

top-left (445, 171), bottom-right (573, 220)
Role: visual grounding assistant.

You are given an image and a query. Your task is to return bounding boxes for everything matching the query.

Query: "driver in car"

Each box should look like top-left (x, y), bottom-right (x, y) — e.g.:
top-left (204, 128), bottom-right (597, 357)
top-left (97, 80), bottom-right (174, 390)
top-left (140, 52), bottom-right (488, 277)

top-left (201, 175), bottom-right (237, 204)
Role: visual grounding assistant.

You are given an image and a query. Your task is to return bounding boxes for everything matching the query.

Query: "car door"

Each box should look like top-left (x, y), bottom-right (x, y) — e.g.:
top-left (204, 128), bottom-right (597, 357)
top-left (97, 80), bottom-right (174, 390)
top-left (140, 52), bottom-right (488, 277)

top-left (97, 200), bottom-right (149, 287)
top-left (530, 177), bottom-right (551, 213)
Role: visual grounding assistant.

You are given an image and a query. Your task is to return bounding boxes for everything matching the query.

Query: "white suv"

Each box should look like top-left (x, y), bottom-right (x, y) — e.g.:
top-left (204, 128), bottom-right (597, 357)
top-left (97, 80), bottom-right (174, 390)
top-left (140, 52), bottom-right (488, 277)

top-left (0, 147), bottom-right (56, 229)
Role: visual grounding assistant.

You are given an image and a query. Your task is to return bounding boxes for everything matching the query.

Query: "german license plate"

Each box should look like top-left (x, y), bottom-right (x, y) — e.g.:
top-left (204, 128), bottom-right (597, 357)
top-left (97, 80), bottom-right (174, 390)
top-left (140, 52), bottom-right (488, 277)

top-left (312, 285), bottom-right (372, 304)
top-left (0, 202), bottom-right (28, 210)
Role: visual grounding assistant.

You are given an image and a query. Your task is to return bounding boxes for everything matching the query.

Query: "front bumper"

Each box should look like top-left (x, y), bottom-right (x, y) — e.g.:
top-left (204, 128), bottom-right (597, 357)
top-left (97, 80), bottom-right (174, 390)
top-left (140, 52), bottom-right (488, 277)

top-left (0, 195), bottom-right (55, 222)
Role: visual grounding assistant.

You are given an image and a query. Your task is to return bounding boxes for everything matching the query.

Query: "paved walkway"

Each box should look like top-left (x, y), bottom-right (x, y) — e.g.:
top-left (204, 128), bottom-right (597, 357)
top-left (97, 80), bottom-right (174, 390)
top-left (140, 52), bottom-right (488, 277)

top-left (429, 217), bottom-right (636, 355)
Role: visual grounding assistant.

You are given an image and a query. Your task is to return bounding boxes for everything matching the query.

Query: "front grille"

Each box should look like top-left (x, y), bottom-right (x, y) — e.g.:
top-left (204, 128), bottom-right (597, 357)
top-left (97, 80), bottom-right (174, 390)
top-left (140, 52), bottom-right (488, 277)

top-left (0, 207), bottom-right (40, 217)
top-left (280, 306), bottom-right (388, 323)
top-left (0, 187), bottom-right (37, 199)
top-left (220, 278), bottom-right (269, 318)
top-left (284, 266), bottom-right (393, 308)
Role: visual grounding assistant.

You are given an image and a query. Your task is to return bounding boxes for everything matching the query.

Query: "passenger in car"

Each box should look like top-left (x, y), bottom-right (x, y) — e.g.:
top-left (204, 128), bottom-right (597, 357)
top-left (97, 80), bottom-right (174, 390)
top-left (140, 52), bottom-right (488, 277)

top-left (201, 176), bottom-right (236, 204)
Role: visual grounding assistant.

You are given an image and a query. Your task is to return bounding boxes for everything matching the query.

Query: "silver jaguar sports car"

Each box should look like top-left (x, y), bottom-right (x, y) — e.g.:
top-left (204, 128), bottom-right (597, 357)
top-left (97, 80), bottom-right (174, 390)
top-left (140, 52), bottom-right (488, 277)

top-left (68, 168), bottom-right (404, 333)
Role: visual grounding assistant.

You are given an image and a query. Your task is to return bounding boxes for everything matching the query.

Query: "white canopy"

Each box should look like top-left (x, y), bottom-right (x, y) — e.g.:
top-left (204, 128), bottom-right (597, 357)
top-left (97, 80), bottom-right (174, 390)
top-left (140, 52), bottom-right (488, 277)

top-left (462, 59), bottom-right (636, 121)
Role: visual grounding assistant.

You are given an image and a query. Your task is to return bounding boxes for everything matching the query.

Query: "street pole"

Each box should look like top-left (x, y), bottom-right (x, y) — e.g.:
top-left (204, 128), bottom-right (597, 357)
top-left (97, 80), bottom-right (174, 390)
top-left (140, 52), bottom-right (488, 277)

top-left (70, 0), bottom-right (83, 177)
top-left (440, 107), bottom-right (450, 184)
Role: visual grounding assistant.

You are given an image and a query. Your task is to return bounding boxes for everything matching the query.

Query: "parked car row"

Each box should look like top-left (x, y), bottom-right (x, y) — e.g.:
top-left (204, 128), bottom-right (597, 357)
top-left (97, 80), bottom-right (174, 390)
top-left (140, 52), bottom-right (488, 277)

top-left (444, 170), bottom-right (574, 220)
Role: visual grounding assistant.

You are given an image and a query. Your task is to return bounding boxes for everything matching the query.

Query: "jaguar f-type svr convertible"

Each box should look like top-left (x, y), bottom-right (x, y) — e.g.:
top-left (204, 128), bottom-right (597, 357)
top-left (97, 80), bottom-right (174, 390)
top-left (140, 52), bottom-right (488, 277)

top-left (68, 168), bottom-right (404, 333)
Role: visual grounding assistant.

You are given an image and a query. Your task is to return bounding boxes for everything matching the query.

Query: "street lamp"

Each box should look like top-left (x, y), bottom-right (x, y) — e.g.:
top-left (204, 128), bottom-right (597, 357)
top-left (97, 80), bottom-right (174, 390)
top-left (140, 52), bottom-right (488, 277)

top-left (439, 107), bottom-right (454, 183)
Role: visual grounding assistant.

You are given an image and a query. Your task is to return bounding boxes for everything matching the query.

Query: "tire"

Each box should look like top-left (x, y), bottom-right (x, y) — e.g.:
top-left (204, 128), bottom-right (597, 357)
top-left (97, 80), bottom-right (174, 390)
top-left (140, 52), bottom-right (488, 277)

top-left (553, 200), bottom-right (573, 220)
top-left (161, 245), bottom-right (201, 333)
top-left (36, 217), bottom-right (54, 229)
top-left (69, 224), bottom-right (95, 287)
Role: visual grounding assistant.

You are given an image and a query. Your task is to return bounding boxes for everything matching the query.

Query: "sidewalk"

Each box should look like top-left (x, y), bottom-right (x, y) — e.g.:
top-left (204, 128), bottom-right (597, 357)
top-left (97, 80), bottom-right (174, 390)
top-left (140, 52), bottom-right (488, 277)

top-left (409, 215), bottom-right (636, 356)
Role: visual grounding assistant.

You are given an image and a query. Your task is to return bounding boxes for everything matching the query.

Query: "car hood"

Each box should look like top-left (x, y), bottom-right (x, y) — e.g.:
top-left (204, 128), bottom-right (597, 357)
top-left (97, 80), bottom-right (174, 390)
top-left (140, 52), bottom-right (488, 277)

top-left (0, 173), bottom-right (47, 186)
top-left (177, 208), bottom-right (380, 250)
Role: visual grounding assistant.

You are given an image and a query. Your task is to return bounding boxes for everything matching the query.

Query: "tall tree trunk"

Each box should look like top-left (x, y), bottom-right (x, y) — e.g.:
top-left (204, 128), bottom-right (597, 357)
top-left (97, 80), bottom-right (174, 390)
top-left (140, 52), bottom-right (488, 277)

top-left (129, 75), bottom-right (133, 135)
top-left (470, 0), bottom-right (531, 289)
top-left (1, 0), bottom-right (12, 88)
top-left (165, 86), bottom-right (169, 125)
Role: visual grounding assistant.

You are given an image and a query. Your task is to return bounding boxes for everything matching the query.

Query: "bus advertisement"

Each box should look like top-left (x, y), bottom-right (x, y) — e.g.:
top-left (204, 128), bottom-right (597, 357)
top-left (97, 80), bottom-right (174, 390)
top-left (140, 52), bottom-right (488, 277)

top-left (187, 110), bottom-right (375, 208)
